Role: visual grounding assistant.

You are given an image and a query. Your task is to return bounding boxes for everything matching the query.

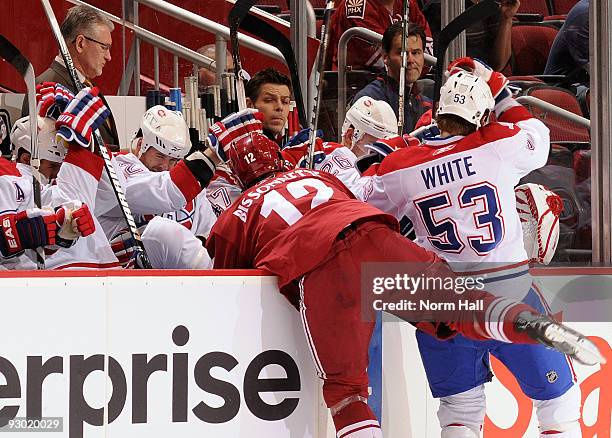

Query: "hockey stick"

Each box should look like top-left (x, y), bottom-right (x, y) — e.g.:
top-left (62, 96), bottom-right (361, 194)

top-left (40, 0), bottom-right (152, 268)
top-left (239, 12), bottom-right (307, 128)
top-left (305, 0), bottom-right (334, 169)
top-left (397, 0), bottom-right (409, 134)
top-left (0, 35), bottom-right (45, 269)
top-left (228, 0), bottom-right (257, 111)
top-left (432, 0), bottom-right (500, 107)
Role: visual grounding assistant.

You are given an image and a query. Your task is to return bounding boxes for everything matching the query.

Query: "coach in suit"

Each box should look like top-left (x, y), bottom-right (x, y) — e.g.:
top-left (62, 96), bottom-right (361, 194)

top-left (24, 5), bottom-right (120, 149)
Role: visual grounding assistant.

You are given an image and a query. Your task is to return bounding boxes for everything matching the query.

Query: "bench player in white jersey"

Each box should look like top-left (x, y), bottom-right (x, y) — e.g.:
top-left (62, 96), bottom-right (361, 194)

top-left (0, 95), bottom-right (97, 270)
top-left (94, 105), bottom-right (217, 269)
top-left (361, 63), bottom-right (582, 437)
top-left (10, 109), bottom-right (113, 270)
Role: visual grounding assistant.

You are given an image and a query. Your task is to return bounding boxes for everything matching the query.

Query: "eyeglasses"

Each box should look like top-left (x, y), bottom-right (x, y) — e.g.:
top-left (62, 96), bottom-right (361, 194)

top-left (81, 35), bottom-right (112, 52)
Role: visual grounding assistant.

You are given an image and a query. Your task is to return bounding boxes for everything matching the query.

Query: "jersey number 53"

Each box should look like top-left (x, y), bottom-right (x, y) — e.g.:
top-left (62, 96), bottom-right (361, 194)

top-left (414, 181), bottom-right (504, 255)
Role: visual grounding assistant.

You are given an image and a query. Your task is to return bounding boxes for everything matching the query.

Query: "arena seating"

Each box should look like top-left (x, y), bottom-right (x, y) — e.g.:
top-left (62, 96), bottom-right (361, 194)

top-left (511, 23), bottom-right (559, 75)
top-left (523, 85), bottom-right (590, 143)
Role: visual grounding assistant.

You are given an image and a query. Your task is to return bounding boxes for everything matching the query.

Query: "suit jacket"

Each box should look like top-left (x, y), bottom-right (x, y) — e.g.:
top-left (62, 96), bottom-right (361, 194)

top-left (22, 59), bottom-right (120, 149)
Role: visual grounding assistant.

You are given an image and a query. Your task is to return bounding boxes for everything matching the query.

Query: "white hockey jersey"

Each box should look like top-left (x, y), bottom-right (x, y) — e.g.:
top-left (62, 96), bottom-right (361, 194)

top-left (362, 103), bottom-right (550, 273)
top-left (0, 158), bottom-right (37, 270)
top-left (19, 146), bottom-right (120, 270)
top-left (96, 152), bottom-right (217, 240)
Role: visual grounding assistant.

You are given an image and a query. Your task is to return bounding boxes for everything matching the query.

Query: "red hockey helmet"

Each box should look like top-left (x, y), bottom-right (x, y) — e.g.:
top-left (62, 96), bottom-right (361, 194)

top-left (227, 132), bottom-right (283, 188)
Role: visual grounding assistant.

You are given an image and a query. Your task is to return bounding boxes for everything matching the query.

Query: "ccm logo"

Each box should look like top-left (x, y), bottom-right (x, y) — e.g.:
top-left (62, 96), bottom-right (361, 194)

top-left (2, 218), bottom-right (17, 249)
top-left (0, 325), bottom-right (301, 438)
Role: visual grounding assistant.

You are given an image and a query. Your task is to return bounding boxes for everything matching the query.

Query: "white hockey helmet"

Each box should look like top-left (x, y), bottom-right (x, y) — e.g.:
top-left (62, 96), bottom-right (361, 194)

top-left (139, 105), bottom-right (191, 160)
top-left (437, 71), bottom-right (494, 129)
top-left (10, 115), bottom-right (66, 163)
top-left (342, 96), bottom-right (398, 146)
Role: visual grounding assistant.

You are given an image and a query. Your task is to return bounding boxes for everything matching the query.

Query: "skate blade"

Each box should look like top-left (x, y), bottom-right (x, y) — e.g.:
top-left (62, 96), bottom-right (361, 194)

top-left (545, 324), bottom-right (607, 366)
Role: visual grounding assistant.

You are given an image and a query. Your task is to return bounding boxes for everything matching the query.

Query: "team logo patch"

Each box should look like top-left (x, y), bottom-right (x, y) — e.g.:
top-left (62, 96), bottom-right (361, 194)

top-left (546, 370), bottom-right (558, 383)
top-left (526, 139), bottom-right (535, 150)
top-left (13, 182), bottom-right (24, 202)
top-left (346, 0), bottom-right (366, 19)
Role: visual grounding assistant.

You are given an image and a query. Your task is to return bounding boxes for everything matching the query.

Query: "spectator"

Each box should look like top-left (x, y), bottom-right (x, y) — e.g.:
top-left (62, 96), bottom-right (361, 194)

top-left (327, 0), bottom-right (433, 72)
top-left (351, 22), bottom-right (432, 134)
top-left (422, 0), bottom-right (520, 72)
top-left (544, 0), bottom-right (589, 84)
top-left (24, 5), bottom-right (119, 148)
top-left (245, 68), bottom-right (292, 143)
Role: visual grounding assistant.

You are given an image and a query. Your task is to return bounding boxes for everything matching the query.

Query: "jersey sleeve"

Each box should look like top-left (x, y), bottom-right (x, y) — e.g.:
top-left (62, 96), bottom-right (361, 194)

top-left (494, 101), bottom-right (550, 176)
top-left (112, 154), bottom-right (201, 216)
top-left (50, 145), bottom-right (105, 208)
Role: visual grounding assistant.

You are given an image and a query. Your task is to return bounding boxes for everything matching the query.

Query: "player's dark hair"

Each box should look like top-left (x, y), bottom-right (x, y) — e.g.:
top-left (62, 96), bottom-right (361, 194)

top-left (382, 22), bottom-right (426, 54)
top-left (245, 68), bottom-right (292, 101)
top-left (435, 114), bottom-right (478, 136)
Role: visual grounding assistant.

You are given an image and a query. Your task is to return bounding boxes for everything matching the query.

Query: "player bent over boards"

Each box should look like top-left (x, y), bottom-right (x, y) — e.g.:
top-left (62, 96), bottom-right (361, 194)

top-left (204, 131), bottom-right (604, 438)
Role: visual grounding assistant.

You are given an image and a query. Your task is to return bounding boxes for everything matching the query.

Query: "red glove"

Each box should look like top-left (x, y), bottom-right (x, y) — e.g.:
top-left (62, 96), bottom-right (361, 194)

top-left (0, 209), bottom-right (57, 257)
top-left (56, 87), bottom-right (110, 148)
top-left (447, 57), bottom-right (509, 100)
top-left (55, 201), bottom-right (96, 239)
top-left (36, 82), bottom-right (75, 120)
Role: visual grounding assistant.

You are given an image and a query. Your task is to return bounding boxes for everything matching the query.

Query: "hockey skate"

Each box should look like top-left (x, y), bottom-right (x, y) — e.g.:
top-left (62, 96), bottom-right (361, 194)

top-left (515, 312), bottom-right (606, 366)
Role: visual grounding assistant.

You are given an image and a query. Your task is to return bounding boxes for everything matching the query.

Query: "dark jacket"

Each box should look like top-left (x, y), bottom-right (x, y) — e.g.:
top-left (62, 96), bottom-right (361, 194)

top-left (22, 59), bottom-right (120, 149)
top-left (351, 75), bottom-right (432, 134)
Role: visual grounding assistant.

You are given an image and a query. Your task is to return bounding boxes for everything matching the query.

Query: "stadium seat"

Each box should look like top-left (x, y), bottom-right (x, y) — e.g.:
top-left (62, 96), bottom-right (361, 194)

top-left (523, 85), bottom-right (590, 143)
top-left (550, 0), bottom-right (579, 15)
top-left (510, 24), bottom-right (559, 75)
top-left (517, 0), bottom-right (551, 15)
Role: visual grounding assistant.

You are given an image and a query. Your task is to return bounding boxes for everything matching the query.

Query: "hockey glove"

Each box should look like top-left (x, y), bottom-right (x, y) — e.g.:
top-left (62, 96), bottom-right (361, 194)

top-left (207, 108), bottom-right (264, 161)
top-left (110, 229), bottom-right (138, 268)
top-left (110, 229), bottom-right (148, 269)
top-left (36, 82), bottom-right (75, 120)
top-left (447, 57), bottom-right (510, 101)
top-left (183, 150), bottom-right (217, 189)
top-left (55, 86), bottom-right (111, 148)
top-left (283, 127), bottom-right (323, 149)
top-left (0, 209), bottom-right (57, 258)
top-left (52, 201), bottom-right (96, 248)
top-left (514, 312), bottom-right (605, 366)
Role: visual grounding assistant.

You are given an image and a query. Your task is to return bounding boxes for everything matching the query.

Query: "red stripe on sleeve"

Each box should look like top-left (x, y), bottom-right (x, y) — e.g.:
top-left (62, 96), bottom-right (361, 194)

top-left (170, 161), bottom-right (202, 202)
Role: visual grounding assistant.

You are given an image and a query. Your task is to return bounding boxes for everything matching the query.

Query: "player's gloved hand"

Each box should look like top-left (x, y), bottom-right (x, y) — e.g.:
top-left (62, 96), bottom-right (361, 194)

top-left (52, 201), bottom-right (96, 248)
top-left (0, 209), bottom-right (57, 258)
top-left (283, 127), bottom-right (323, 149)
top-left (447, 57), bottom-right (510, 101)
top-left (110, 229), bottom-right (138, 267)
top-left (110, 229), bottom-right (149, 269)
top-left (36, 82), bottom-right (75, 120)
top-left (55, 86), bottom-right (110, 148)
top-left (182, 150), bottom-right (217, 189)
top-left (207, 108), bottom-right (264, 161)
top-left (514, 312), bottom-right (606, 366)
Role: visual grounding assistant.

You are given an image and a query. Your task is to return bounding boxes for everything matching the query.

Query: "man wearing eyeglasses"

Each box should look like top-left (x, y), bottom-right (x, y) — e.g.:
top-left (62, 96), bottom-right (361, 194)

top-left (23, 5), bottom-right (119, 148)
